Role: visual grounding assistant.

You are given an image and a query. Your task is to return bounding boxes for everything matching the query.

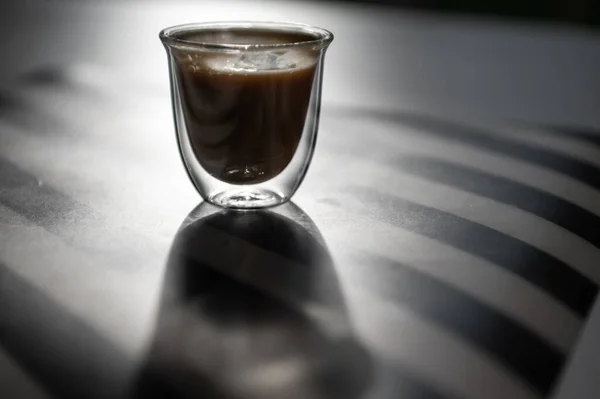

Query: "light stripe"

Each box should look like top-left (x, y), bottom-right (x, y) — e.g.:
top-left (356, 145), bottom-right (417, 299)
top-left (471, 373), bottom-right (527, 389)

top-left (0, 155), bottom-right (172, 273)
top-left (368, 111), bottom-right (600, 192)
top-left (320, 117), bottom-right (600, 216)
top-left (314, 206), bottom-right (580, 353)
top-left (344, 288), bottom-right (539, 399)
top-left (345, 250), bottom-right (564, 394)
top-left (349, 187), bottom-right (597, 314)
top-left (309, 152), bottom-right (600, 285)
top-left (0, 118), bottom-right (197, 228)
top-left (397, 157), bottom-right (600, 251)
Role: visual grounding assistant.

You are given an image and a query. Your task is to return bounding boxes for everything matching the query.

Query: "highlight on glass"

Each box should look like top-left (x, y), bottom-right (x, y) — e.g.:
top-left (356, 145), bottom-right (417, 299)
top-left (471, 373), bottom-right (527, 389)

top-left (160, 21), bottom-right (334, 209)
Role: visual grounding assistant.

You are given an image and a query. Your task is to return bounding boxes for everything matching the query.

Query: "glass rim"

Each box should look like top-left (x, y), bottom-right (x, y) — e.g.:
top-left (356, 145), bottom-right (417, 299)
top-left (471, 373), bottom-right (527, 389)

top-left (159, 21), bottom-right (334, 52)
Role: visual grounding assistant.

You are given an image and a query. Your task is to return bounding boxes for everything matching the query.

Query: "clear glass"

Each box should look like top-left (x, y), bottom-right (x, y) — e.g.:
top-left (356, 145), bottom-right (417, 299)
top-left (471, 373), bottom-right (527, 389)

top-left (160, 22), bottom-right (333, 209)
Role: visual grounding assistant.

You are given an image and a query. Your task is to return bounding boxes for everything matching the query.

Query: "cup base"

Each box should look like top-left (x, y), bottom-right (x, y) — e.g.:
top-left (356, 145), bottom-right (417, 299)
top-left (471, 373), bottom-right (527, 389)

top-left (209, 188), bottom-right (285, 209)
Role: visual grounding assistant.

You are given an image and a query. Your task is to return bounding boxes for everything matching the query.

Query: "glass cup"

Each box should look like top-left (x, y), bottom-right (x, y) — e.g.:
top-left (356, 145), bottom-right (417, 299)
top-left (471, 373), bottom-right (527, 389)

top-left (160, 22), bottom-right (333, 209)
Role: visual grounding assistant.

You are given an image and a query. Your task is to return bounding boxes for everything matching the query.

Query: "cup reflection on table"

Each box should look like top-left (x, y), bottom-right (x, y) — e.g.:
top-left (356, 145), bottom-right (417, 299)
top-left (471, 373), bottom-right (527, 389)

top-left (160, 22), bottom-right (334, 209)
top-left (132, 202), bottom-right (372, 399)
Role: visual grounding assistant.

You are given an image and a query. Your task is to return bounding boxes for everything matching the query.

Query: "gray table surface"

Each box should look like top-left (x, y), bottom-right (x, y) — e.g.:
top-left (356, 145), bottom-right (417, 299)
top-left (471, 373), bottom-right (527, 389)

top-left (1, 1), bottom-right (600, 398)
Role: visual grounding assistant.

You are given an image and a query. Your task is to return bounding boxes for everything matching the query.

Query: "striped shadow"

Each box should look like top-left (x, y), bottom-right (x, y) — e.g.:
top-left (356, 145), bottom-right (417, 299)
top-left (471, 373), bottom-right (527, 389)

top-left (397, 156), bottom-right (600, 249)
top-left (170, 206), bottom-right (349, 320)
top-left (307, 149), bottom-right (600, 285)
top-left (174, 205), bottom-right (529, 399)
top-left (346, 250), bottom-right (564, 396)
top-left (346, 187), bottom-right (598, 318)
top-left (320, 114), bottom-right (600, 217)
top-left (0, 89), bottom-right (64, 136)
top-left (351, 110), bottom-right (600, 192)
top-left (143, 208), bottom-right (455, 399)
top-left (318, 208), bottom-right (581, 352)
top-left (344, 286), bottom-right (539, 399)
top-left (0, 263), bottom-right (131, 399)
top-left (0, 157), bottom-right (164, 270)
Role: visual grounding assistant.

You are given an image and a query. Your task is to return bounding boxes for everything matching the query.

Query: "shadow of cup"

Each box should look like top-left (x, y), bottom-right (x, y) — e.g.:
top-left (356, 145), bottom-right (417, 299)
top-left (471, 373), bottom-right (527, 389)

top-left (132, 202), bottom-right (372, 399)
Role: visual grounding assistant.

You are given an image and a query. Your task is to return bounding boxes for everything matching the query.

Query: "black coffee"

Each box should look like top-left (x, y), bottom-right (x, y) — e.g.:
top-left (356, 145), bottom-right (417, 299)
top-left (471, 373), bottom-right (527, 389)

top-left (173, 29), bottom-right (318, 184)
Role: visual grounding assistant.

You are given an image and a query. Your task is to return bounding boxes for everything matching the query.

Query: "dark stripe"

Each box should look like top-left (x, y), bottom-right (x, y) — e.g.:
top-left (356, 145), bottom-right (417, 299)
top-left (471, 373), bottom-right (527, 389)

top-left (201, 207), bottom-right (326, 266)
top-left (398, 156), bottom-right (600, 249)
top-left (0, 157), bottom-right (88, 230)
top-left (349, 251), bottom-right (565, 395)
top-left (355, 109), bottom-right (600, 191)
top-left (0, 89), bottom-right (62, 135)
top-left (372, 362), bottom-right (456, 399)
top-left (180, 205), bottom-right (345, 311)
top-left (0, 91), bottom-right (27, 117)
top-left (347, 187), bottom-right (598, 317)
top-left (0, 264), bottom-right (131, 399)
top-left (546, 126), bottom-right (600, 149)
top-left (20, 67), bottom-right (71, 87)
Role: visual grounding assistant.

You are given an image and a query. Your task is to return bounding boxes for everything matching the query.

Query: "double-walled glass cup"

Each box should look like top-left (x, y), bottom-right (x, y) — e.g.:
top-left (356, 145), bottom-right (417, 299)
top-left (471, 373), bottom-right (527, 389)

top-left (160, 22), bottom-right (333, 209)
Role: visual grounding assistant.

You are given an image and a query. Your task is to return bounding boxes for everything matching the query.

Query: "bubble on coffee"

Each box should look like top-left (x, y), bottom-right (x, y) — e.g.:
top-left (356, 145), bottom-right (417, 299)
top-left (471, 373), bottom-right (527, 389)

top-left (196, 50), bottom-right (315, 74)
top-left (225, 52), bottom-right (296, 72)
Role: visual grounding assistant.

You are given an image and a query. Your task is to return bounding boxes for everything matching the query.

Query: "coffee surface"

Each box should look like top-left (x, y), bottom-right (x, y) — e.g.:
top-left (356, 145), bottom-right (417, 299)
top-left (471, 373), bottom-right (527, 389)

top-left (175, 28), bottom-right (315, 46)
top-left (173, 29), bottom-right (318, 184)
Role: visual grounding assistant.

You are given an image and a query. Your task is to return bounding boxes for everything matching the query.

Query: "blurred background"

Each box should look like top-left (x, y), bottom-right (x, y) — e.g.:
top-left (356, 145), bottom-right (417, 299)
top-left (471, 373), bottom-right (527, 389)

top-left (334, 0), bottom-right (600, 26)
top-left (0, 0), bottom-right (599, 128)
